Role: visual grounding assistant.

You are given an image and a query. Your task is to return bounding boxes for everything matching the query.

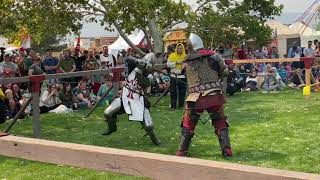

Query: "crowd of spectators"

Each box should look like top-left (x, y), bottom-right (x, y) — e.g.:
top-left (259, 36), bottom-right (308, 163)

top-left (1, 39), bottom-right (320, 121)
top-left (221, 40), bottom-right (320, 95)
top-left (0, 45), bottom-right (123, 120)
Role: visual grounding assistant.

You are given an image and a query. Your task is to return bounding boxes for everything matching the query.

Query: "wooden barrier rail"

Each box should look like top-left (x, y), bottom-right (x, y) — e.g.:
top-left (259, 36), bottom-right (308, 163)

top-left (0, 135), bottom-right (319, 180)
top-left (0, 67), bottom-right (125, 137)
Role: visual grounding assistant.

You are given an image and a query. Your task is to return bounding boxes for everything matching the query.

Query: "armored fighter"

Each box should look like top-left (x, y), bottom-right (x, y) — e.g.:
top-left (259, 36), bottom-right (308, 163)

top-left (176, 33), bottom-right (232, 157)
top-left (102, 53), bottom-right (161, 145)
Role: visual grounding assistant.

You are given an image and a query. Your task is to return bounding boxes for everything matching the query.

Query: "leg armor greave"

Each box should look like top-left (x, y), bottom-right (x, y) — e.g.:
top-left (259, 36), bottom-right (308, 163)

top-left (102, 98), bottom-right (122, 136)
top-left (176, 110), bottom-right (200, 157)
top-left (143, 108), bottom-right (161, 145)
top-left (212, 118), bottom-right (232, 157)
top-left (176, 127), bottom-right (194, 156)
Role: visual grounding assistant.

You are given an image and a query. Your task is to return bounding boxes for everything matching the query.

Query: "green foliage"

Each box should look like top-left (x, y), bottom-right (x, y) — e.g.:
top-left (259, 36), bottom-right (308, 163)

top-left (1, 0), bottom-right (283, 52)
top-left (31, 36), bottom-right (68, 54)
top-left (100, 0), bottom-right (190, 33)
top-left (188, 0), bottom-right (283, 48)
top-left (2, 90), bottom-right (320, 174)
top-left (0, 0), bottom-right (83, 47)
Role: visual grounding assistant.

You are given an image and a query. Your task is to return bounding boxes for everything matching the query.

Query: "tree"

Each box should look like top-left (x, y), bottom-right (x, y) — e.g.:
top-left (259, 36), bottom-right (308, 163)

top-left (187, 0), bottom-right (283, 48)
top-left (0, 0), bottom-right (82, 49)
top-left (1, 0), bottom-right (283, 55)
top-left (76, 0), bottom-right (190, 55)
top-left (1, 0), bottom-right (190, 56)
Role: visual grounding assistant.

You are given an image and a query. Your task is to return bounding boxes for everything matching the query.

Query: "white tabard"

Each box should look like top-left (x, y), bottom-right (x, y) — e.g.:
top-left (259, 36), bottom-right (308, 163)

top-left (122, 69), bottom-right (145, 121)
top-left (100, 54), bottom-right (115, 68)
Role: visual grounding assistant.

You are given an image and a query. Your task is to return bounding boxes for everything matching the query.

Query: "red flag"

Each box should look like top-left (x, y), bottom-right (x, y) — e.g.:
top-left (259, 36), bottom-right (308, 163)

top-left (75, 36), bottom-right (80, 51)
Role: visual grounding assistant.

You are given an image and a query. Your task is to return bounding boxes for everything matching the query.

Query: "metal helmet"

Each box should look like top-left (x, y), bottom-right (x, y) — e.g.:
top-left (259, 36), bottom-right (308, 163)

top-left (187, 33), bottom-right (204, 51)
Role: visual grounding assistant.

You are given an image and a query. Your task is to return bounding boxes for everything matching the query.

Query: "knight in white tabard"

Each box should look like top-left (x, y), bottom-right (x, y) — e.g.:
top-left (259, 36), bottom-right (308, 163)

top-left (102, 53), bottom-right (161, 145)
top-left (100, 45), bottom-right (117, 69)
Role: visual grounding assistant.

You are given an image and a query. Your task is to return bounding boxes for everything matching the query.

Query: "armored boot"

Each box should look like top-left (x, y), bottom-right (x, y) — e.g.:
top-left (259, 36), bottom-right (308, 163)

top-left (102, 116), bottom-right (117, 136)
top-left (176, 128), bottom-right (194, 157)
top-left (145, 127), bottom-right (161, 146)
top-left (142, 122), bottom-right (161, 145)
top-left (217, 128), bottom-right (232, 157)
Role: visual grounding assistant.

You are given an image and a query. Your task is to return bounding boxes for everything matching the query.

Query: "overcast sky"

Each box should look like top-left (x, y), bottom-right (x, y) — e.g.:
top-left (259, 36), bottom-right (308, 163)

top-left (80, 0), bottom-right (316, 37)
top-left (275, 0), bottom-right (315, 13)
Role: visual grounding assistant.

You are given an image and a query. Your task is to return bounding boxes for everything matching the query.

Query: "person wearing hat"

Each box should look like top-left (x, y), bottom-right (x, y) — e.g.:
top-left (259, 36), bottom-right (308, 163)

top-left (43, 48), bottom-right (59, 75)
top-left (0, 53), bottom-right (20, 78)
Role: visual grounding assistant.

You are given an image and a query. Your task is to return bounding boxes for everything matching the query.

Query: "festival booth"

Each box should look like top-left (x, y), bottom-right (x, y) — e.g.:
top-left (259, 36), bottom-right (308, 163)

top-left (290, 22), bottom-right (320, 47)
top-left (108, 30), bottom-right (146, 57)
top-left (266, 21), bottom-right (301, 57)
top-left (163, 30), bottom-right (187, 50)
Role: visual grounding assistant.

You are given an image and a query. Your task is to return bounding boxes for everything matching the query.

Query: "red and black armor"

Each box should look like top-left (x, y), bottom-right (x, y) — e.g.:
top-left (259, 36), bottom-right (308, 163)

top-left (176, 33), bottom-right (232, 157)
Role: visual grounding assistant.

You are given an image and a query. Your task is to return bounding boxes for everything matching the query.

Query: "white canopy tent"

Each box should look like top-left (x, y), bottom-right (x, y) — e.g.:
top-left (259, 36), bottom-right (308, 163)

top-left (266, 21), bottom-right (300, 57)
top-left (290, 22), bottom-right (320, 47)
top-left (108, 30), bottom-right (145, 57)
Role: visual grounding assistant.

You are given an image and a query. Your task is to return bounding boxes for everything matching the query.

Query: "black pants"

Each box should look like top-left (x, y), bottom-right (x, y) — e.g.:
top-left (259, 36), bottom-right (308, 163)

top-left (170, 77), bottom-right (187, 108)
top-left (40, 104), bottom-right (60, 114)
top-left (0, 99), bottom-right (6, 124)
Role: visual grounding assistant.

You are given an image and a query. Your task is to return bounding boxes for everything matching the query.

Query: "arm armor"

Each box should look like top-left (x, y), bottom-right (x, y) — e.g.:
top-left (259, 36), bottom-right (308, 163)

top-left (125, 56), bottom-right (147, 69)
top-left (210, 54), bottom-right (228, 77)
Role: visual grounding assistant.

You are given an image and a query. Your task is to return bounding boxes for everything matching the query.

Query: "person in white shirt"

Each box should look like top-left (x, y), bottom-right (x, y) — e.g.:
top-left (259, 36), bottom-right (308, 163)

top-left (303, 41), bottom-right (316, 58)
top-left (39, 83), bottom-right (62, 113)
top-left (99, 45), bottom-right (116, 69)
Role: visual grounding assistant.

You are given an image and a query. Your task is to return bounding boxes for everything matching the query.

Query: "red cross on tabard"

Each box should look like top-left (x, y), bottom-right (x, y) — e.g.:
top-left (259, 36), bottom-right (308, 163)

top-left (105, 61), bottom-right (113, 68)
top-left (126, 78), bottom-right (139, 100)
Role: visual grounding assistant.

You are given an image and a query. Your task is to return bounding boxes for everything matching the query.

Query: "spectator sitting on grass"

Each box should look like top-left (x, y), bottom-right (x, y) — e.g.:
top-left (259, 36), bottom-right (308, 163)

top-left (59, 83), bottom-right (79, 109)
top-left (288, 68), bottom-right (305, 89)
top-left (76, 81), bottom-right (93, 109)
top-left (4, 89), bottom-right (20, 118)
top-left (262, 67), bottom-right (281, 92)
top-left (39, 83), bottom-right (62, 113)
top-left (244, 69), bottom-right (258, 91)
top-left (12, 84), bottom-right (26, 112)
top-left (97, 75), bottom-right (114, 106)
top-left (278, 64), bottom-right (288, 83)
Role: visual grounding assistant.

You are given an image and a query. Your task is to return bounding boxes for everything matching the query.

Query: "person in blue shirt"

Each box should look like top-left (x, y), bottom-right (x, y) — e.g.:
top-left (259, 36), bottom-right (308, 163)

top-left (43, 48), bottom-right (59, 74)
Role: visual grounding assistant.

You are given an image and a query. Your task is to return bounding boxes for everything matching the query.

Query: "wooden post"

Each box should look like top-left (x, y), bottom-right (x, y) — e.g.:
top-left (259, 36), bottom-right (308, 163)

top-left (29, 75), bottom-right (46, 138)
top-left (303, 57), bottom-right (315, 87)
top-left (32, 92), bottom-right (41, 138)
top-left (111, 68), bottom-right (124, 100)
top-left (305, 69), bottom-right (311, 86)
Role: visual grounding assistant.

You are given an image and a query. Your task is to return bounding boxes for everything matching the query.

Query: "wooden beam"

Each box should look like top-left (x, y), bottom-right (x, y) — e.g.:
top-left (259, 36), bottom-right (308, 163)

top-left (232, 58), bottom-right (301, 64)
top-left (0, 135), bottom-right (319, 180)
top-left (0, 68), bottom-right (119, 84)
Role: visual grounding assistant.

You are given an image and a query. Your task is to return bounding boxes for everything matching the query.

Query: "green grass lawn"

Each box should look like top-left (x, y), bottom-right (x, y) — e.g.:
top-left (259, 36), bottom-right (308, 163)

top-left (1, 90), bottom-right (320, 179)
top-left (0, 155), bottom-right (151, 180)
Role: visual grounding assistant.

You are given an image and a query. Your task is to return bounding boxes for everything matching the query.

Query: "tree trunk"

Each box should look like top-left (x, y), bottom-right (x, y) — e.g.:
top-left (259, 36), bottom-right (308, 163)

top-left (113, 20), bottom-right (146, 57)
top-left (143, 28), bottom-right (154, 52)
top-left (148, 19), bottom-right (163, 54)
